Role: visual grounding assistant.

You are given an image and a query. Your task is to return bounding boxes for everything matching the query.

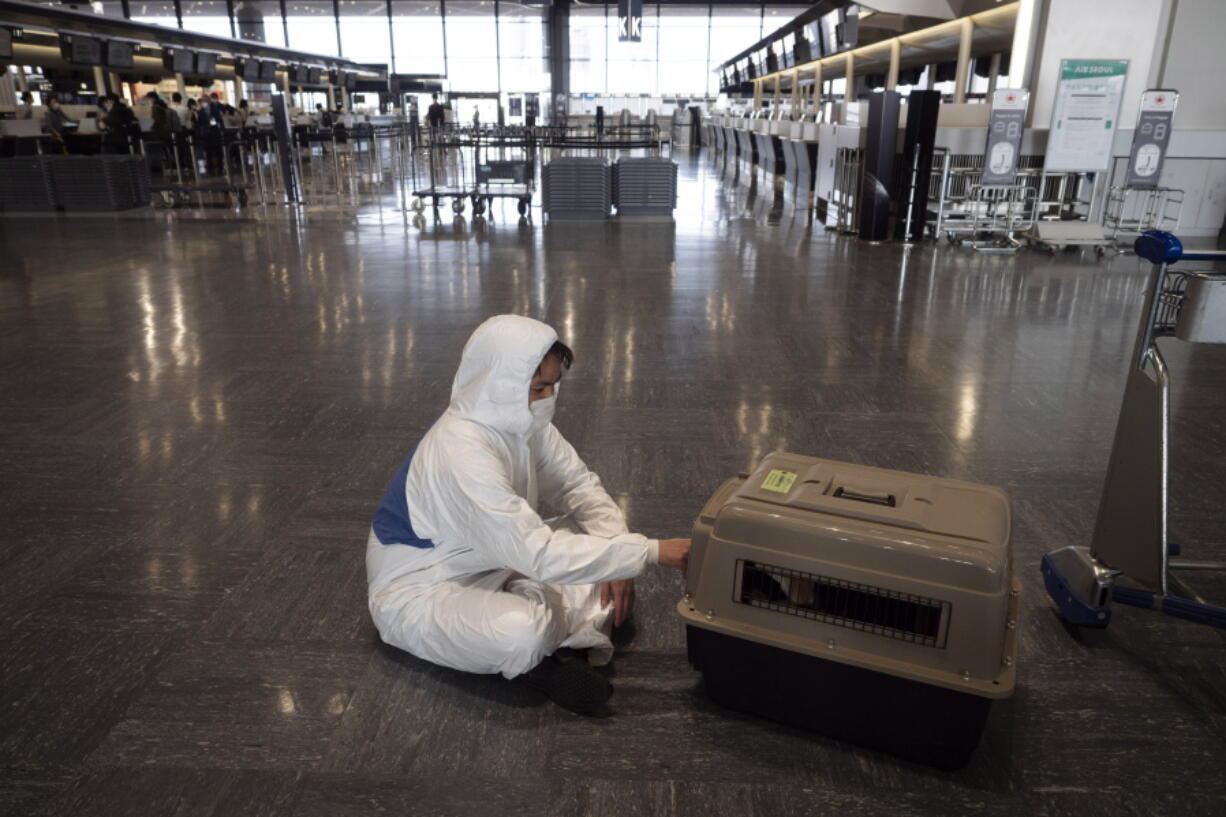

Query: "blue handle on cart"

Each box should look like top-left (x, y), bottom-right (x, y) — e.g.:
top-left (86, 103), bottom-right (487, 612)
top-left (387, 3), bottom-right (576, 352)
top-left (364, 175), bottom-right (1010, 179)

top-left (1134, 231), bottom-right (1183, 264)
top-left (1111, 586), bottom-right (1155, 609)
top-left (1135, 230), bottom-right (1226, 264)
top-left (1161, 596), bottom-right (1226, 629)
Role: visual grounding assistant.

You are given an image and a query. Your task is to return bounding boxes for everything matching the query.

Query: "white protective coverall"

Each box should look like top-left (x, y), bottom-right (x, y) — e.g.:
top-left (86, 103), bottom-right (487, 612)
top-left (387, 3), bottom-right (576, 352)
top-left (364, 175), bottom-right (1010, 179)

top-left (366, 315), bottom-right (659, 679)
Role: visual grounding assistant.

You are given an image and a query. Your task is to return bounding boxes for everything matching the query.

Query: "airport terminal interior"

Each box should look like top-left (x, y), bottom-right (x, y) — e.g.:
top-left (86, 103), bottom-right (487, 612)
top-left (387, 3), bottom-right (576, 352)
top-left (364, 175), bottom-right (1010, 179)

top-left (3, 0), bottom-right (1226, 814)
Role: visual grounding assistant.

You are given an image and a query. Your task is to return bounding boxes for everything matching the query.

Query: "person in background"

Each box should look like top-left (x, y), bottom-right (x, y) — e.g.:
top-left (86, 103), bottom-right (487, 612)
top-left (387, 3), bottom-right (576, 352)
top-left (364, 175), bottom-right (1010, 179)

top-left (185, 97), bottom-right (199, 132)
top-left (147, 91), bottom-right (173, 144)
top-left (426, 92), bottom-right (445, 130)
top-left (171, 92), bottom-right (191, 133)
top-left (472, 106), bottom-right (480, 129)
top-left (314, 103), bottom-right (334, 129)
top-left (99, 93), bottom-right (137, 154)
top-left (16, 91), bottom-right (35, 120)
top-left (236, 99), bottom-right (251, 128)
top-left (43, 97), bottom-right (74, 151)
top-left (195, 93), bottom-right (226, 176)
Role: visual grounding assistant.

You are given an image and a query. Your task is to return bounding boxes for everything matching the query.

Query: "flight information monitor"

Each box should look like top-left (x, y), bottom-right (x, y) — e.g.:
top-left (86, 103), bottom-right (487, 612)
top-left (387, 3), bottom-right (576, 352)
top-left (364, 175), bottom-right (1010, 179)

top-left (105, 41), bottom-right (134, 69)
top-left (194, 52), bottom-right (217, 77)
top-left (61, 35), bottom-right (103, 67)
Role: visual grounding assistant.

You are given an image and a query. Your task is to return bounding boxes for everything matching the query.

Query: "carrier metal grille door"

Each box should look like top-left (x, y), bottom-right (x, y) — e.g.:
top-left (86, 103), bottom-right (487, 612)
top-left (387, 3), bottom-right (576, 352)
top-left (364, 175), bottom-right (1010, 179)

top-left (735, 560), bottom-right (950, 648)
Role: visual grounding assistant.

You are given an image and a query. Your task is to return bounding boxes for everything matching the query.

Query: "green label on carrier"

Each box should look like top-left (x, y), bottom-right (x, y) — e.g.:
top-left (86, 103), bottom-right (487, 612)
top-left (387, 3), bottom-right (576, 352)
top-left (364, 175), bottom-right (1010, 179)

top-left (761, 469), bottom-right (797, 494)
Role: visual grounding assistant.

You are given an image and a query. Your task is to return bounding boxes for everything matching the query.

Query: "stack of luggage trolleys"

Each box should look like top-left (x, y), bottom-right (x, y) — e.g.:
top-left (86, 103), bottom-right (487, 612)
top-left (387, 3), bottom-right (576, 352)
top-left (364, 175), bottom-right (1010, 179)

top-left (541, 157), bottom-right (612, 220)
top-left (613, 158), bottom-right (677, 216)
top-left (679, 451), bottom-right (1018, 770)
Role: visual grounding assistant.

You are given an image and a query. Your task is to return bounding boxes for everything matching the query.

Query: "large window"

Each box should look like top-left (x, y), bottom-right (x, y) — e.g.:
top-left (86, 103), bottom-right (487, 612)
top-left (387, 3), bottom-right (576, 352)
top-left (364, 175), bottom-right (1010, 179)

top-left (285, 0), bottom-right (340, 56)
top-left (129, 1), bottom-right (179, 28)
top-left (242, 1), bottom-right (289, 48)
top-left (499, 2), bottom-right (547, 94)
top-left (181, 0), bottom-right (235, 38)
top-left (570, 3), bottom-right (800, 99)
top-left (658, 6), bottom-right (710, 95)
top-left (339, 0), bottom-right (392, 65)
top-left (709, 4), bottom-right (765, 72)
top-left (391, 1), bottom-right (445, 75)
top-left (569, 3), bottom-right (608, 94)
top-left (606, 2), bottom-right (657, 94)
top-left (444, 1), bottom-right (498, 91)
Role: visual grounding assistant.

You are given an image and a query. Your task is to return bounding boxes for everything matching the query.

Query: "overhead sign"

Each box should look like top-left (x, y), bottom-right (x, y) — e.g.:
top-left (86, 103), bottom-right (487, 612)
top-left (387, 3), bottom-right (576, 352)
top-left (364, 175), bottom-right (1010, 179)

top-left (1124, 89), bottom-right (1178, 189)
top-left (1045, 59), bottom-right (1128, 172)
top-left (618, 0), bottom-right (642, 43)
top-left (981, 88), bottom-right (1029, 186)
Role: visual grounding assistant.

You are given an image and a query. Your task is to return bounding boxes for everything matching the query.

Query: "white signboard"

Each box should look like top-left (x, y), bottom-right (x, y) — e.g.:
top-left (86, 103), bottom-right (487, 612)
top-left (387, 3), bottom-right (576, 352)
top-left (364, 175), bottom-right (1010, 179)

top-left (1125, 89), bottom-right (1178, 188)
top-left (1044, 59), bottom-right (1129, 172)
top-left (981, 89), bottom-right (1029, 186)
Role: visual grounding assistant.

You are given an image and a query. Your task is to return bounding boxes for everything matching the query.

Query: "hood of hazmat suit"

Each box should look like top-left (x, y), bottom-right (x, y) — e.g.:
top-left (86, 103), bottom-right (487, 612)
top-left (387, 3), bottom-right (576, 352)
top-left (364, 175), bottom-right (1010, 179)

top-left (367, 313), bottom-right (658, 602)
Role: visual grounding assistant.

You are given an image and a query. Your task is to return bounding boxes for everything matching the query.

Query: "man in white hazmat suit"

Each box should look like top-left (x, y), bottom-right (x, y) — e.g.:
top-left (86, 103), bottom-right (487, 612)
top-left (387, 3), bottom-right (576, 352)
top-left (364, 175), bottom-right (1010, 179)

top-left (366, 315), bottom-right (691, 714)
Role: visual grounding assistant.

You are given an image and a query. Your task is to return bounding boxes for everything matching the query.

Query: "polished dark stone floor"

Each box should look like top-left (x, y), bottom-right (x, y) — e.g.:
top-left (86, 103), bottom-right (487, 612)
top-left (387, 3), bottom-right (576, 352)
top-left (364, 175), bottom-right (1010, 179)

top-left (3, 152), bottom-right (1226, 816)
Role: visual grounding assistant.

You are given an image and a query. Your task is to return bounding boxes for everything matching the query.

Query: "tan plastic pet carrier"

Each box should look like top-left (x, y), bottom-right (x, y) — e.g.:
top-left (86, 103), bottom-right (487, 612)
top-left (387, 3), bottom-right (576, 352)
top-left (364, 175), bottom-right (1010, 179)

top-left (678, 452), bottom-right (1018, 769)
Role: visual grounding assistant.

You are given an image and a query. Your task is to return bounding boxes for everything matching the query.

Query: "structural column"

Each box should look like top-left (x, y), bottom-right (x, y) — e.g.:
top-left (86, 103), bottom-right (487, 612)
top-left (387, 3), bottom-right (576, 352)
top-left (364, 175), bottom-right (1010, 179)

top-left (844, 51), bottom-right (854, 104)
top-left (887, 38), bottom-right (900, 90)
top-left (954, 17), bottom-right (973, 103)
top-left (546, 0), bottom-right (570, 122)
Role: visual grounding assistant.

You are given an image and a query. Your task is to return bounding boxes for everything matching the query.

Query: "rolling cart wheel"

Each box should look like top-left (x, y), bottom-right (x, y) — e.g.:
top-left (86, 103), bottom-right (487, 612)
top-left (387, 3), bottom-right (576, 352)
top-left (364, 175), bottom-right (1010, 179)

top-left (517, 198), bottom-right (528, 216)
top-left (452, 199), bottom-right (465, 214)
top-left (945, 232), bottom-right (955, 244)
top-left (1095, 246), bottom-right (1106, 259)
top-left (1047, 245), bottom-right (1057, 255)
top-left (411, 197), bottom-right (425, 213)
top-left (473, 200), bottom-right (485, 216)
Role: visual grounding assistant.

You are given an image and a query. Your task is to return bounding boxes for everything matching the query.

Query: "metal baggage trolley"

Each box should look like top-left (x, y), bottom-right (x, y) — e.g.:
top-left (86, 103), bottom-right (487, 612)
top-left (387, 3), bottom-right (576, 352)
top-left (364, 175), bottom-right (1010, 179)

top-left (1042, 230), bottom-right (1226, 631)
top-left (409, 126), bottom-right (474, 215)
top-left (471, 158), bottom-right (534, 217)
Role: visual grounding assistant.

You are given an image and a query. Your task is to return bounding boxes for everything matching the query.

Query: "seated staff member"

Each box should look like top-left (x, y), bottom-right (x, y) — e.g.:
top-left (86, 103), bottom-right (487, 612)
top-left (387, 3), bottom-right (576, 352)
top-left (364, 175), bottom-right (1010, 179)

top-left (366, 315), bottom-right (690, 714)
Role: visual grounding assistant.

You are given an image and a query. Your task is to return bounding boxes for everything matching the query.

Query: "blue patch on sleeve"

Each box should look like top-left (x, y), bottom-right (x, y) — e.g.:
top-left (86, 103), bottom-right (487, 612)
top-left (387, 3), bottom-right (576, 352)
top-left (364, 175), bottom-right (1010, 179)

top-left (372, 448), bottom-right (435, 548)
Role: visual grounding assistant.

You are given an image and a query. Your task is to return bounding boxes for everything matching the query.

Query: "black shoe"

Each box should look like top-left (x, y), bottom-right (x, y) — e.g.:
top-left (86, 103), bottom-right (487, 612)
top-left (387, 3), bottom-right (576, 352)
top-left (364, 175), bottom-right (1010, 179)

top-left (521, 657), bottom-right (613, 715)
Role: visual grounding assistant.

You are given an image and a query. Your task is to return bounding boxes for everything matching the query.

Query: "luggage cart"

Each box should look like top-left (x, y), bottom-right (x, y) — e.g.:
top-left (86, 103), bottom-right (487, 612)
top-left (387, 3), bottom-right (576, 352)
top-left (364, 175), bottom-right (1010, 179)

top-left (1042, 230), bottom-right (1226, 631)
top-left (148, 133), bottom-right (256, 209)
top-left (1103, 185), bottom-right (1184, 253)
top-left (409, 127), bottom-right (474, 215)
top-left (826, 146), bottom-right (862, 234)
top-left (471, 158), bottom-right (534, 217)
top-left (955, 184), bottom-right (1038, 252)
top-left (1027, 171), bottom-right (1110, 256)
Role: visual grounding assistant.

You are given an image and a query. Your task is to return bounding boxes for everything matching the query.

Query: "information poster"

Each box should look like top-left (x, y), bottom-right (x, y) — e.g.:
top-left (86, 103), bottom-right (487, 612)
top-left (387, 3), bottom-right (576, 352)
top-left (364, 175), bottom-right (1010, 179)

top-left (1044, 59), bottom-right (1129, 172)
top-left (981, 88), bottom-right (1029, 186)
top-left (1124, 89), bottom-right (1178, 189)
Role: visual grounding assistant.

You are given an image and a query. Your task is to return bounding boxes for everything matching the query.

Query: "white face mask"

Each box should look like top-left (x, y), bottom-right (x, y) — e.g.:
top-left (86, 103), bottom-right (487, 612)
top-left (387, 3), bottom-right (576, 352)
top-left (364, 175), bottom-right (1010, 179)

top-left (528, 393), bottom-right (557, 433)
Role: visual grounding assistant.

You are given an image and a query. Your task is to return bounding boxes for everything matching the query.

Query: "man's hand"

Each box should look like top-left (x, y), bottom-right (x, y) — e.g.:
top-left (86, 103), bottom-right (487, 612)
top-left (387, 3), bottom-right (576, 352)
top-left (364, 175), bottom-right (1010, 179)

top-left (600, 580), bottom-right (635, 628)
top-left (658, 538), bottom-right (692, 572)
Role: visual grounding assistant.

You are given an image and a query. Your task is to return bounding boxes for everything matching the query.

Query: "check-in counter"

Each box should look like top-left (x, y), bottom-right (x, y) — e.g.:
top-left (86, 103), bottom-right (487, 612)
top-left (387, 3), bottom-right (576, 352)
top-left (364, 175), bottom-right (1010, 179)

top-left (782, 120), bottom-right (820, 204)
top-left (752, 119), bottom-right (786, 176)
top-left (734, 119), bottom-right (757, 166)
